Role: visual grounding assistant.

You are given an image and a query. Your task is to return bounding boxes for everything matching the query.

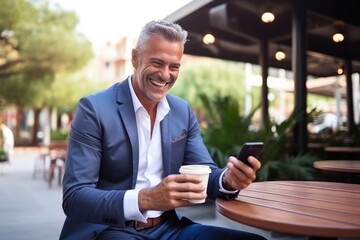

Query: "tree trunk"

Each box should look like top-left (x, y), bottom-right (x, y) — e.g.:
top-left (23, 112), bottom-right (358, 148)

top-left (14, 106), bottom-right (23, 145)
top-left (56, 110), bottom-right (62, 129)
top-left (31, 108), bottom-right (41, 146)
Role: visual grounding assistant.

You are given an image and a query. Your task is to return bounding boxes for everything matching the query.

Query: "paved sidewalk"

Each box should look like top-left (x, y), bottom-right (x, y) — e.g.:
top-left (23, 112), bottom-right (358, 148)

top-left (0, 147), bottom-right (315, 240)
top-left (0, 148), bottom-right (64, 240)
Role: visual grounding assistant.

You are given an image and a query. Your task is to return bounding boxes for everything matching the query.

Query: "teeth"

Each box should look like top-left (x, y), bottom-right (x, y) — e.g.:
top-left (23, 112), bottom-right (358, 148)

top-left (150, 79), bottom-right (166, 87)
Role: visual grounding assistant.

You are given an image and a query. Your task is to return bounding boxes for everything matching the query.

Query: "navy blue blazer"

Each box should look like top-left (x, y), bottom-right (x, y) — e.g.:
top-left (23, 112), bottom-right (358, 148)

top-left (60, 77), bottom-right (234, 239)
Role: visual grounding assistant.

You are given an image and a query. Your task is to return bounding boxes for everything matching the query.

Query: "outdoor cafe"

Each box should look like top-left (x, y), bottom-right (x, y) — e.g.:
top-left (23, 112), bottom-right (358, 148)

top-left (165, 0), bottom-right (360, 239)
top-left (165, 0), bottom-right (360, 154)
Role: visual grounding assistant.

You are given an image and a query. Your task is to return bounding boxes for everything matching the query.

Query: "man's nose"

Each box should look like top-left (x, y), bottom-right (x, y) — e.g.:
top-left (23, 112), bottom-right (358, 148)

top-left (159, 66), bottom-right (171, 81)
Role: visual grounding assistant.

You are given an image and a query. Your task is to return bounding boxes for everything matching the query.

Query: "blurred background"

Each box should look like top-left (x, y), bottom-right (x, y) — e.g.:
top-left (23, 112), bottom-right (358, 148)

top-left (1, 0), bottom-right (359, 239)
top-left (1, 0), bottom-right (359, 194)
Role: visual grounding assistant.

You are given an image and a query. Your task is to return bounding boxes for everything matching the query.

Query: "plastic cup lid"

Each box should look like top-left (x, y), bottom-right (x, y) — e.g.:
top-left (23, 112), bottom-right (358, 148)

top-left (179, 165), bottom-right (211, 174)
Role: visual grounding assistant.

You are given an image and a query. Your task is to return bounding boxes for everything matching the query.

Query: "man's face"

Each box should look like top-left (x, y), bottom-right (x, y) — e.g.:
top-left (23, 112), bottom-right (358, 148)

top-left (131, 34), bottom-right (183, 106)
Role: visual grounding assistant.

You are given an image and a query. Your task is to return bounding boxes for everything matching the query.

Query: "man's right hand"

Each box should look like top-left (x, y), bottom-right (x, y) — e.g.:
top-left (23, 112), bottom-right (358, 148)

top-left (138, 174), bottom-right (206, 212)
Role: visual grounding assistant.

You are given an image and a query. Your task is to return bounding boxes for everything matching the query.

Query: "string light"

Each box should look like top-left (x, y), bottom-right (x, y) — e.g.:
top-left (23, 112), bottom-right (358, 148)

top-left (337, 67), bottom-right (344, 75)
top-left (203, 33), bottom-right (215, 44)
top-left (261, 11), bottom-right (275, 23)
top-left (275, 50), bottom-right (286, 61)
top-left (332, 33), bottom-right (344, 43)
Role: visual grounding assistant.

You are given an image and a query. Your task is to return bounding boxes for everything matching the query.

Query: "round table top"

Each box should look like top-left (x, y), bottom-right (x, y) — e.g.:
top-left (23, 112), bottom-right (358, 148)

top-left (216, 181), bottom-right (360, 238)
top-left (313, 160), bottom-right (360, 173)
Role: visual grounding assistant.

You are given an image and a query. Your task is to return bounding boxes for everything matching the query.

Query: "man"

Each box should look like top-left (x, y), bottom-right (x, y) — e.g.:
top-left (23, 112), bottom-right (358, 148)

top-left (60, 20), bottom-right (265, 240)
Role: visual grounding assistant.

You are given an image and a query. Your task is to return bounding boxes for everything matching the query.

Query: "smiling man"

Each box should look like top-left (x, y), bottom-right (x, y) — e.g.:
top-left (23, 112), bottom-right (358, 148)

top-left (60, 20), bottom-right (265, 240)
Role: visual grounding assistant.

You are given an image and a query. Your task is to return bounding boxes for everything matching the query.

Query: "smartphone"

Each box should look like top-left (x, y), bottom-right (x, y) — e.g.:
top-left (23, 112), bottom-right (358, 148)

top-left (236, 142), bottom-right (264, 166)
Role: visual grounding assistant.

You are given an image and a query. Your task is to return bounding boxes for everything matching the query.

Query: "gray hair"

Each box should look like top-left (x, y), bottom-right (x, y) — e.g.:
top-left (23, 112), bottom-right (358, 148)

top-left (135, 20), bottom-right (188, 51)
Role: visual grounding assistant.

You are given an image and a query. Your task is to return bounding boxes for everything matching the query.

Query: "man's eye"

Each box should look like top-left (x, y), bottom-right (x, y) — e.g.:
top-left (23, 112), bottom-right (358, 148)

top-left (152, 61), bottom-right (162, 67)
top-left (170, 65), bottom-right (180, 71)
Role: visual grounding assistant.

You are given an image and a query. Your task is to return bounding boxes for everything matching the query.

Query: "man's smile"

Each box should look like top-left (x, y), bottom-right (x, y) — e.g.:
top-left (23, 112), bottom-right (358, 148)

top-left (149, 77), bottom-right (170, 88)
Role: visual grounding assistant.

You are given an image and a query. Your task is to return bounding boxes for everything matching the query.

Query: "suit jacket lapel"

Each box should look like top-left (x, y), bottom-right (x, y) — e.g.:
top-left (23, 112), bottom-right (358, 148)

top-left (116, 78), bottom-right (139, 188)
top-left (160, 112), bottom-right (171, 177)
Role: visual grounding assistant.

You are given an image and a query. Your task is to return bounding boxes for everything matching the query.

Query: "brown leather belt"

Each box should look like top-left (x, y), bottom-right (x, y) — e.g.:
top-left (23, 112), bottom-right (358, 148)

top-left (127, 212), bottom-right (170, 230)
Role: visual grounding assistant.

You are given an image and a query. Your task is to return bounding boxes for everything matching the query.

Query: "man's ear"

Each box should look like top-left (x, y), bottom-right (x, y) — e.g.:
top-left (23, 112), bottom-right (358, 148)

top-left (131, 49), bottom-right (138, 68)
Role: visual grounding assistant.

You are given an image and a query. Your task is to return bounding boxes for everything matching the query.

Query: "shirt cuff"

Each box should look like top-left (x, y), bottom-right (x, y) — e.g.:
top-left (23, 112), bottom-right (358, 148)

top-left (123, 189), bottom-right (147, 222)
top-left (219, 169), bottom-right (239, 194)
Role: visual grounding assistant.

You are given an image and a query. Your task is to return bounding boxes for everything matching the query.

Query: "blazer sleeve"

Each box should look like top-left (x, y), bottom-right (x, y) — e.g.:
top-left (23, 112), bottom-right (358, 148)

top-left (62, 96), bottom-right (127, 228)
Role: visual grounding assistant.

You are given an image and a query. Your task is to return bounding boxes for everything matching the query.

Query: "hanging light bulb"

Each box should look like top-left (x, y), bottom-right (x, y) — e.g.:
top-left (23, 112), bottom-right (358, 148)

top-left (332, 33), bottom-right (344, 43)
top-left (261, 11), bottom-right (275, 23)
top-left (337, 66), bottom-right (344, 75)
top-left (275, 50), bottom-right (286, 61)
top-left (203, 33), bottom-right (215, 44)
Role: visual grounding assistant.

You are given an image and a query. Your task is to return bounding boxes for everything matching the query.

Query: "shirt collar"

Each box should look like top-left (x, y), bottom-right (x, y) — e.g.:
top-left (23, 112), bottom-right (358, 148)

top-left (128, 75), bottom-right (170, 117)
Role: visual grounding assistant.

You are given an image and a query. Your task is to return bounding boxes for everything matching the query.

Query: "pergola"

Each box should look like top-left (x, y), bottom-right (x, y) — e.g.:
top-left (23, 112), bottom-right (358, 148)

top-left (164, 0), bottom-right (360, 154)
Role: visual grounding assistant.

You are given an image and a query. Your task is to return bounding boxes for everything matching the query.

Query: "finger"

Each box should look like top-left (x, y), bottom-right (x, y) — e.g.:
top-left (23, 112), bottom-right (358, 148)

top-left (162, 175), bottom-right (205, 192)
top-left (178, 182), bottom-right (206, 193)
top-left (227, 157), bottom-right (252, 176)
top-left (226, 163), bottom-right (254, 188)
top-left (159, 182), bottom-right (207, 205)
top-left (176, 191), bottom-right (207, 202)
top-left (171, 173), bottom-right (203, 184)
top-left (247, 156), bottom-right (261, 170)
top-left (230, 156), bottom-right (259, 178)
top-left (229, 156), bottom-right (250, 169)
top-left (225, 169), bottom-right (251, 189)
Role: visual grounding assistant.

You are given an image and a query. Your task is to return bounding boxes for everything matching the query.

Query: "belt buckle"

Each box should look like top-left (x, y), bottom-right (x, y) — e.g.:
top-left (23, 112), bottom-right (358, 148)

top-left (134, 220), bottom-right (147, 230)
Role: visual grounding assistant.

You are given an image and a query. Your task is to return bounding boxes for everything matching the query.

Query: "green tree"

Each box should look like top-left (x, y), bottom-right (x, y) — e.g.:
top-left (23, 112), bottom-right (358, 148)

top-left (171, 59), bottom-right (248, 109)
top-left (0, 0), bottom-right (93, 145)
top-left (45, 73), bottom-right (109, 126)
top-left (0, 0), bottom-right (92, 78)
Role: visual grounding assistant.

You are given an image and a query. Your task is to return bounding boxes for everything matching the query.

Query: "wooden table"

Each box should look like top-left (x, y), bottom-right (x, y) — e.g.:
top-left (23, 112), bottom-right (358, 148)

top-left (313, 160), bottom-right (360, 183)
top-left (324, 146), bottom-right (360, 153)
top-left (324, 146), bottom-right (360, 161)
top-left (314, 160), bottom-right (360, 173)
top-left (216, 181), bottom-right (360, 239)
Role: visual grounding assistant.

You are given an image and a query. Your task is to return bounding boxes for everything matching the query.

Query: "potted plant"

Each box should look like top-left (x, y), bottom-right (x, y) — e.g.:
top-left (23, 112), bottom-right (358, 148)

top-left (0, 150), bottom-right (7, 162)
top-left (0, 126), bottom-right (6, 162)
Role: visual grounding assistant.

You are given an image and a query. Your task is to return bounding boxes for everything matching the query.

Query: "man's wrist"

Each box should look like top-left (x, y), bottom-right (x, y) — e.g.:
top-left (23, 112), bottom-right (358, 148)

top-left (222, 171), bottom-right (236, 191)
top-left (219, 170), bottom-right (239, 199)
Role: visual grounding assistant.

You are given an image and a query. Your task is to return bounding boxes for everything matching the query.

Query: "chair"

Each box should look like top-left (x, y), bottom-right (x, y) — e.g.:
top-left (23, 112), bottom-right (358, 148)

top-left (47, 141), bottom-right (67, 188)
top-left (33, 145), bottom-right (50, 180)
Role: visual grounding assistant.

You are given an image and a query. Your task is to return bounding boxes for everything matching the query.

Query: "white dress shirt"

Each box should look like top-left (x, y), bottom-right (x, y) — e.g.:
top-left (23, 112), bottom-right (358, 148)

top-left (123, 77), bottom-right (169, 222)
top-left (123, 76), bottom-right (234, 222)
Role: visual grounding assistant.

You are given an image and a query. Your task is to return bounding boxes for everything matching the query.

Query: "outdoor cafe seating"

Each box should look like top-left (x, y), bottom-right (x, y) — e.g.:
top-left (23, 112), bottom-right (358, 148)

top-left (33, 141), bottom-right (67, 188)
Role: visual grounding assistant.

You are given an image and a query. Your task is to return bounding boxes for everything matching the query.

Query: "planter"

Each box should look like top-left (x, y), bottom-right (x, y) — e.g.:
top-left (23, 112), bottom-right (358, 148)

top-left (0, 151), bottom-right (8, 162)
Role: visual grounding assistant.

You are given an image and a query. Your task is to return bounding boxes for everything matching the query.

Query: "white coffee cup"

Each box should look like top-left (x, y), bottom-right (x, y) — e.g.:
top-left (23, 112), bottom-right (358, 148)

top-left (179, 165), bottom-right (212, 204)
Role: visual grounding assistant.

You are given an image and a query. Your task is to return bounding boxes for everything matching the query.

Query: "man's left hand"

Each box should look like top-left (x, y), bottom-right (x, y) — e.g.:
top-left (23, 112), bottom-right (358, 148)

top-left (222, 156), bottom-right (261, 190)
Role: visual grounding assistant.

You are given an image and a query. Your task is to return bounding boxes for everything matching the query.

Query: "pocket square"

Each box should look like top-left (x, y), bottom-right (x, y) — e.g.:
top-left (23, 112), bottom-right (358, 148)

top-left (171, 130), bottom-right (187, 143)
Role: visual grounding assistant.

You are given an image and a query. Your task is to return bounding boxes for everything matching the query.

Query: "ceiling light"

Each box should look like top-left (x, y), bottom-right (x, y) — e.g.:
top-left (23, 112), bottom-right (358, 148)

top-left (332, 33), bottom-right (344, 43)
top-left (275, 50), bottom-right (286, 61)
top-left (203, 33), bottom-right (215, 44)
top-left (337, 67), bottom-right (344, 75)
top-left (261, 11), bottom-right (275, 23)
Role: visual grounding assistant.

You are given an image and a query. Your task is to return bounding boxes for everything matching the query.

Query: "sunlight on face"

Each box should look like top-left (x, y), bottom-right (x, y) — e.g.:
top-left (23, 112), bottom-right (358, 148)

top-left (132, 34), bottom-right (183, 107)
